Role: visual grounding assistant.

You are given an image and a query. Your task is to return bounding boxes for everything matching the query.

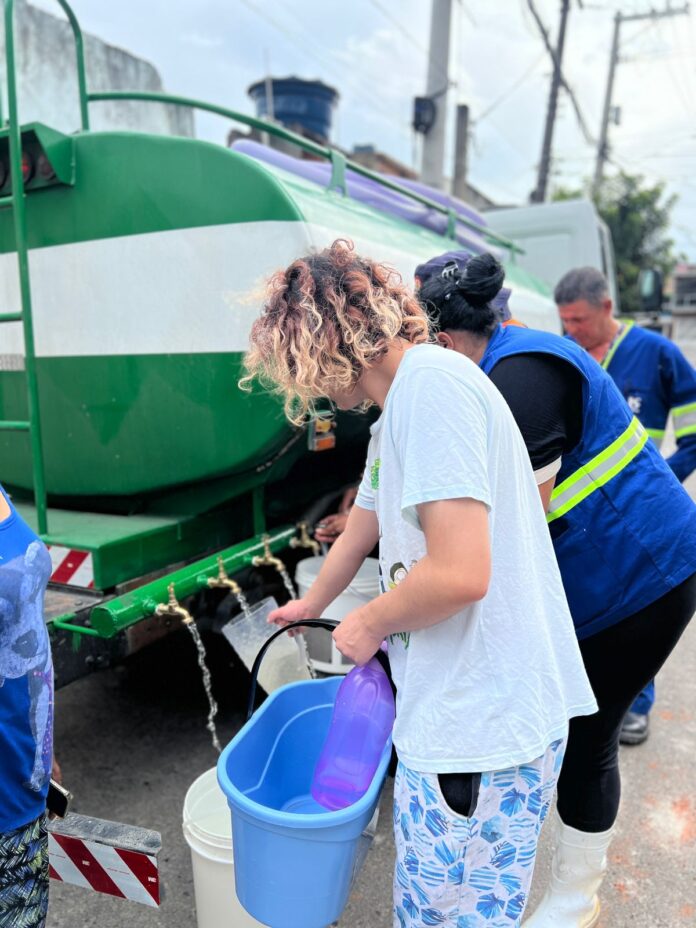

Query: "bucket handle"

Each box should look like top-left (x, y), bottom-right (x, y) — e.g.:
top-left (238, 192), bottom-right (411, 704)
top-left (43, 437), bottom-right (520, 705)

top-left (246, 620), bottom-right (393, 721)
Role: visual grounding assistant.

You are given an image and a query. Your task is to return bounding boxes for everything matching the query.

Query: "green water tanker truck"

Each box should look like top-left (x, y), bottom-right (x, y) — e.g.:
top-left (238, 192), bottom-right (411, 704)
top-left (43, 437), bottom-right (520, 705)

top-left (0, 1), bottom-right (561, 687)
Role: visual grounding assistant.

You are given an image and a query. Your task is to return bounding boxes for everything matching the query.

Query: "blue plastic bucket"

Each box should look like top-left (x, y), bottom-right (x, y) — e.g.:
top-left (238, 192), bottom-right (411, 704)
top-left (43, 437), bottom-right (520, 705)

top-left (217, 624), bottom-right (391, 928)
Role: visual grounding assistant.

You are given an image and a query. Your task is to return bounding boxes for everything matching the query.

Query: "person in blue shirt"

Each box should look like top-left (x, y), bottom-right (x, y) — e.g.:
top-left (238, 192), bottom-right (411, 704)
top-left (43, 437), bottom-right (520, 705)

top-left (0, 483), bottom-right (53, 928)
top-left (555, 266), bottom-right (696, 746)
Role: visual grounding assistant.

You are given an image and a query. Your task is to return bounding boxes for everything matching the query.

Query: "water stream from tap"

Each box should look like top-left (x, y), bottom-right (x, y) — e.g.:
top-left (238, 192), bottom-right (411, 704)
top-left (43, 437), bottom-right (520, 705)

top-left (274, 566), bottom-right (316, 679)
top-left (184, 621), bottom-right (221, 753)
top-left (233, 587), bottom-right (253, 619)
top-left (276, 565), bottom-right (297, 602)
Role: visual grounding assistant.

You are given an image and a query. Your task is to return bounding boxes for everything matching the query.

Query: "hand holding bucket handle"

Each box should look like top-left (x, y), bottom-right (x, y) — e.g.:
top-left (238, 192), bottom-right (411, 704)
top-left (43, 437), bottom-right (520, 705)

top-left (246, 621), bottom-right (394, 721)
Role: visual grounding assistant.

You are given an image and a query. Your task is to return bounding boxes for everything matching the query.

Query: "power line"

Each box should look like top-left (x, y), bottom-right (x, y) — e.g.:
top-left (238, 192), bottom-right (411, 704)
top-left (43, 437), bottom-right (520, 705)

top-left (274, 0), bottom-right (416, 131)
top-left (666, 16), bottom-right (696, 118)
top-left (456, 0), bottom-right (478, 27)
top-left (367, 0), bottom-right (454, 89)
top-left (367, 0), bottom-right (430, 60)
top-left (239, 0), bottom-right (412, 141)
top-left (526, 0), bottom-right (596, 145)
top-left (657, 21), bottom-right (696, 121)
top-left (593, 4), bottom-right (691, 194)
top-left (530, 0), bottom-right (572, 202)
top-left (476, 52), bottom-right (545, 122)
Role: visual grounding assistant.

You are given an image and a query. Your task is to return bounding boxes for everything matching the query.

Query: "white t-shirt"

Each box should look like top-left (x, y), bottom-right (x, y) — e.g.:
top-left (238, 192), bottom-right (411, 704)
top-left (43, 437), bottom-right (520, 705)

top-left (355, 344), bottom-right (597, 774)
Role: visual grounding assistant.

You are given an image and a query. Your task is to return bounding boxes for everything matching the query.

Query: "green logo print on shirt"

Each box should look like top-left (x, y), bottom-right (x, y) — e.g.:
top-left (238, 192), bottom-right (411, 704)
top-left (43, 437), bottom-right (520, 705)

top-left (389, 631), bottom-right (411, 649)
top-left (371, 458), bottom-right (381, 490)
top-left (387, 561), bottom-right (410, 649)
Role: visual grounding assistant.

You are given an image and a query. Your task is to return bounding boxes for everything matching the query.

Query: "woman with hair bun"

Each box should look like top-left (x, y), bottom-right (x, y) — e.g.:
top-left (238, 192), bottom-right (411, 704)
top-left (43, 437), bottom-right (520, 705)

top-left (418, 251), bottom-right (696, 928)
top-left (243, 239), bottom-right (596, 928)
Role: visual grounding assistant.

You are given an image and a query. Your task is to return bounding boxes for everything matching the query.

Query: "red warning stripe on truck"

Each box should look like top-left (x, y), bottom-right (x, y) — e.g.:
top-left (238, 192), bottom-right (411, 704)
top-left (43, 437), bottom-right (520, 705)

top-left (48, 832), bottom-right (160, 907)
top-left (47, 546), bottom-right (95, 588)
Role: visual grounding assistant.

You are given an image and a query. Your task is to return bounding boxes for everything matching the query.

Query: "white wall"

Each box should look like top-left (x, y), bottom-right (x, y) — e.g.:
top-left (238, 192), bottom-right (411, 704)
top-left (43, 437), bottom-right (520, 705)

top-left (0, 0), bottom-right (194, 137)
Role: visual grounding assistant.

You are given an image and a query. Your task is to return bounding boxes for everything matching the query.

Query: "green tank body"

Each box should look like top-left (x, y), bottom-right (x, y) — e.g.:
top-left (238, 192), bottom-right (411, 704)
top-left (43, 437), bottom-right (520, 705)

top-left (0, 128), bottom-right (557, 501)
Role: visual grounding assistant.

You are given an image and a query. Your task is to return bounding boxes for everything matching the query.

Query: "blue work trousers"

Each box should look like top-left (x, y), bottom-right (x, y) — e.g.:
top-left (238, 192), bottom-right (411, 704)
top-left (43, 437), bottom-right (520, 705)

top-left (630, 679), bottom-right (655, 716)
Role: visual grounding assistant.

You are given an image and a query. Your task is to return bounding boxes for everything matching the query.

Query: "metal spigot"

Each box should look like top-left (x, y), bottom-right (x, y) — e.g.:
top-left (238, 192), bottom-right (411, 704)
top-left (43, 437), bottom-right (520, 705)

top-left (289, 522), bottom-right (320, 556)
top-left (206, 556), bottom-right (241, 594)
top-left (155, 583), bottom-right (194, 624)
top-left (251, 534), bottom-right (286, 571)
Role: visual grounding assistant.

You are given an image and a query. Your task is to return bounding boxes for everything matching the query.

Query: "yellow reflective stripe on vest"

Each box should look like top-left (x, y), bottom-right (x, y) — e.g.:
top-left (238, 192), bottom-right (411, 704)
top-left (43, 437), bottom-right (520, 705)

top-left (547, 418), bottom-right (648, 523)
top-left (601, 320), bottom-right (634, 371)
top-left (645, 427), bottom-right (665, 449)
top-left (672, 401), bottom-right (696, 439)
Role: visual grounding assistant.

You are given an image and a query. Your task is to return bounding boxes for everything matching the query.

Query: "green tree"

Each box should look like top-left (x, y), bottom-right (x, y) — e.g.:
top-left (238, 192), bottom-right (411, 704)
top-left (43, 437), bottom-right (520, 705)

top-left (553, 171), bottom-right (678, 315)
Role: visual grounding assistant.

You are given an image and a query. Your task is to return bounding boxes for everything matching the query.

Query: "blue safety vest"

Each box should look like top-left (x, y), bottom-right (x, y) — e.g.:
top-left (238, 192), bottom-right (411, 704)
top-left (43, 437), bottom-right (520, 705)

top-left (600, 321), bottom-right (696, 483)
top-left (481, 324), bottom-right (696, 639)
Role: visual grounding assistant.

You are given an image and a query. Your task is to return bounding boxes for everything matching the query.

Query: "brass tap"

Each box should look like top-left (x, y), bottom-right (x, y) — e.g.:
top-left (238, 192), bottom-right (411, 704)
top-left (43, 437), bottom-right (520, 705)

top-left (155, 583), bottom-right (194, 624)
top-left (206, 556), bottom-right (241, 594)
top-left (251, 534), bottom-right (286, 571)
top-left (289, 522), bottom-right (320, 556)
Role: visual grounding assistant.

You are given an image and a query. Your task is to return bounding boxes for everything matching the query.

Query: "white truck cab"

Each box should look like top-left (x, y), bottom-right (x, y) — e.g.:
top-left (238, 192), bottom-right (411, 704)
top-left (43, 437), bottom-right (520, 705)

top-left (485, 198), bottom-right (619, 310)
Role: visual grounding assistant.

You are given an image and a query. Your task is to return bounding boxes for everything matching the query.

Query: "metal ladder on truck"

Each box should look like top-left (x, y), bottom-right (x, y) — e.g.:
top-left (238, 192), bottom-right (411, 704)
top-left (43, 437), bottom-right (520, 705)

top-left (0, 0), bottom-right (89, 535)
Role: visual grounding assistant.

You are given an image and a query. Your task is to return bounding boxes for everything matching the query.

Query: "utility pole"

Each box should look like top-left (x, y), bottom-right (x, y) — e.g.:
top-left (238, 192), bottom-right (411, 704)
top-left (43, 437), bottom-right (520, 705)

top-left (421, 0), bottom-right (453, 189)
top-left (452, 103), bottom-right (469, 200)
top-left (593, 4), bottom-right (690, 196)
top-left (530, 0), bottom-right (571, 203)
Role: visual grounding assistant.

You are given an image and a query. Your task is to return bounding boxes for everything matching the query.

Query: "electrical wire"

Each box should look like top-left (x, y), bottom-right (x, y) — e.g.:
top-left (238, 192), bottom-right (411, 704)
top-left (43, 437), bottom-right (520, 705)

top-left (238, 0), bottom-right (413, 141)
top-left (476, 52), bottom-right (545, 123)
top-left (367, 0), bottom-right (430, 59)
top-left (273, 0), bottom-right (416, 130)
top-left (525, 0), bottom-right (596, 145)
top-left (456, 0), bottom-right (478, 27)
top-left (657, 19), bottom-right (696, 122)
top-left (667, 15), bottom-right (696, 119)
top-left (367, 0), bottom-right (452, 87)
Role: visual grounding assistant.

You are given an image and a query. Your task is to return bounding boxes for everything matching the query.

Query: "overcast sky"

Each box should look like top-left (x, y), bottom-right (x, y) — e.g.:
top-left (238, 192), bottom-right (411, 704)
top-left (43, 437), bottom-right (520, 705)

top-left (35, 0), bottom-right (696, 257)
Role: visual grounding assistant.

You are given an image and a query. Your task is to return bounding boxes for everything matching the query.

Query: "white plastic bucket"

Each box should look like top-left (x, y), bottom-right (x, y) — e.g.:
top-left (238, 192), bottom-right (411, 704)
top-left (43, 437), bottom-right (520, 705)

top-left (182, 768), bottom-right (263, 928)
top-left (295, 556), bottom-right (381, 674)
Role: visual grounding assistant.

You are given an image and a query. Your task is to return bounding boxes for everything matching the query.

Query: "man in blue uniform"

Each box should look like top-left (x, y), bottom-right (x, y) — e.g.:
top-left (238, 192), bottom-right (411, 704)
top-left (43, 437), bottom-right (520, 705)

top-left (555, 266), bottom-right (696, 746)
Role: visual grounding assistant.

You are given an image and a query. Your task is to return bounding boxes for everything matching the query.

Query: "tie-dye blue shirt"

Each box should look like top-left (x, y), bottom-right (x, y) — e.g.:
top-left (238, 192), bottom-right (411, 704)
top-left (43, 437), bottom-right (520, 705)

top-left (0, 486), bottom-right (53, 830)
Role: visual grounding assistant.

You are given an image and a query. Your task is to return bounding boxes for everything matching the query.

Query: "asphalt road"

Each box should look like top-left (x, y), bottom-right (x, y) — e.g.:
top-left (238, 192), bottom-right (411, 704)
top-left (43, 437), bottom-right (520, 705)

top-left (48, 471), bottom-right (696, 928)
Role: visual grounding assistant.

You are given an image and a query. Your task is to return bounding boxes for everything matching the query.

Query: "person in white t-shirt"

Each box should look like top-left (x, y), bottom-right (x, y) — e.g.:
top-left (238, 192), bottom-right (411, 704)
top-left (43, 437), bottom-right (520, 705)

top-left (240, 239), bottom-right (597, 928)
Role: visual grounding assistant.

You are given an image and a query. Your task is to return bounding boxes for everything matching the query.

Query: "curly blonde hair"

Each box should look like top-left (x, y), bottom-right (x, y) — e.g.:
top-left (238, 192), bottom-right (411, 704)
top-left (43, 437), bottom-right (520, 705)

top-left (240, 239), bottom-right (430, 424)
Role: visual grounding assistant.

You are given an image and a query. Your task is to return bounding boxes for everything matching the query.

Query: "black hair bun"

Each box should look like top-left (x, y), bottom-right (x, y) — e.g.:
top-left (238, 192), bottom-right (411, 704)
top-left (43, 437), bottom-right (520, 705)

top-left (457, 253), bottom-right (505, 307)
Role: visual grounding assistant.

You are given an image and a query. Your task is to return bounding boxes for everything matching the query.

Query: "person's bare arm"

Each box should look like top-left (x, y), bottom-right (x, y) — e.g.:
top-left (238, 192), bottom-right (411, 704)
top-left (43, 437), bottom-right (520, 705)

top-left (314, 512), bottom-right (349, 543)
top-left (333, 497), bottom-right (490, 664)
top-left (315, 484), bottom-right (360, 543)
top-left (269, 504), bottom-right (379, 627)
top-left (538, 475), bottom-right (556, 513)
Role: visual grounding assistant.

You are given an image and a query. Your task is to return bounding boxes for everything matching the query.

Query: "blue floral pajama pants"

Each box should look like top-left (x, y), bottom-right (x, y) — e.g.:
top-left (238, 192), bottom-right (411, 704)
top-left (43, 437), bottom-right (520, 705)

top-left (393, 738), bottom-right (566, 928)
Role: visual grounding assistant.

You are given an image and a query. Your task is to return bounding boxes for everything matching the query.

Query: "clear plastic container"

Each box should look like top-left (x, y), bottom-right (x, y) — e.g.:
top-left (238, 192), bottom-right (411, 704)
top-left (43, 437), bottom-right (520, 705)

top-left (311, 657), bottom-right (395, 811)
top-left (222, 597), bottom-right (309, 693)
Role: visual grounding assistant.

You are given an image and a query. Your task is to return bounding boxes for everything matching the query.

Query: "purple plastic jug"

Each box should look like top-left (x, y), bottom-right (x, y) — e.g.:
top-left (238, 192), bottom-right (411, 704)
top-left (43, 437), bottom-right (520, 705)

top-left (311, 657), bottom-right (395, 811)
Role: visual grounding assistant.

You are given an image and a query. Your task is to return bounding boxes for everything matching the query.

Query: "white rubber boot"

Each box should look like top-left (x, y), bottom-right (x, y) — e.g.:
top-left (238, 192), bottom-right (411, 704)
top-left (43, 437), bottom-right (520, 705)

top-left (523, 813), bottom-right (613, 927)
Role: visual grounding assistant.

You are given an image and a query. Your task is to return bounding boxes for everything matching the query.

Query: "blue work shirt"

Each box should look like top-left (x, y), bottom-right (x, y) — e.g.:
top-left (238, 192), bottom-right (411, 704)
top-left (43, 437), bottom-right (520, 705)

top-left (0, 485), bottom-right (53, 831)
top-left (601, 321), bottom-right (696, 483)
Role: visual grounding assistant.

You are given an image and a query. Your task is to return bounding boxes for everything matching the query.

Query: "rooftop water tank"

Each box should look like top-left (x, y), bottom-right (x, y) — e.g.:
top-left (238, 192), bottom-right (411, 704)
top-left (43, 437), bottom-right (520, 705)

top-left (247, 77), bottom-right (339, 143)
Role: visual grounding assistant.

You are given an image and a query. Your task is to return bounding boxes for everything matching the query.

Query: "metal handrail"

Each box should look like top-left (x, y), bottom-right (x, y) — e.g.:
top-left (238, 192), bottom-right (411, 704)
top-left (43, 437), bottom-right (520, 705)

top-left (5, 0), bottom-right (88, 131)
top-left (53, 0), bottom-right (90, 130)
top-left (1, 0), bottom-right (88, 535)
top-left (87, 89), bottom-right (520, 253)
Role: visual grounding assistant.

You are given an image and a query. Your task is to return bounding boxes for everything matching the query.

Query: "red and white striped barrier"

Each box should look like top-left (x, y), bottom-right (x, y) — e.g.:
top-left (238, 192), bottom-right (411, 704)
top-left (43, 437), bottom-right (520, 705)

top-left (47, 545), bottom-right (95, 588)
top-left (48, 815), bottom-right (161, 907)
